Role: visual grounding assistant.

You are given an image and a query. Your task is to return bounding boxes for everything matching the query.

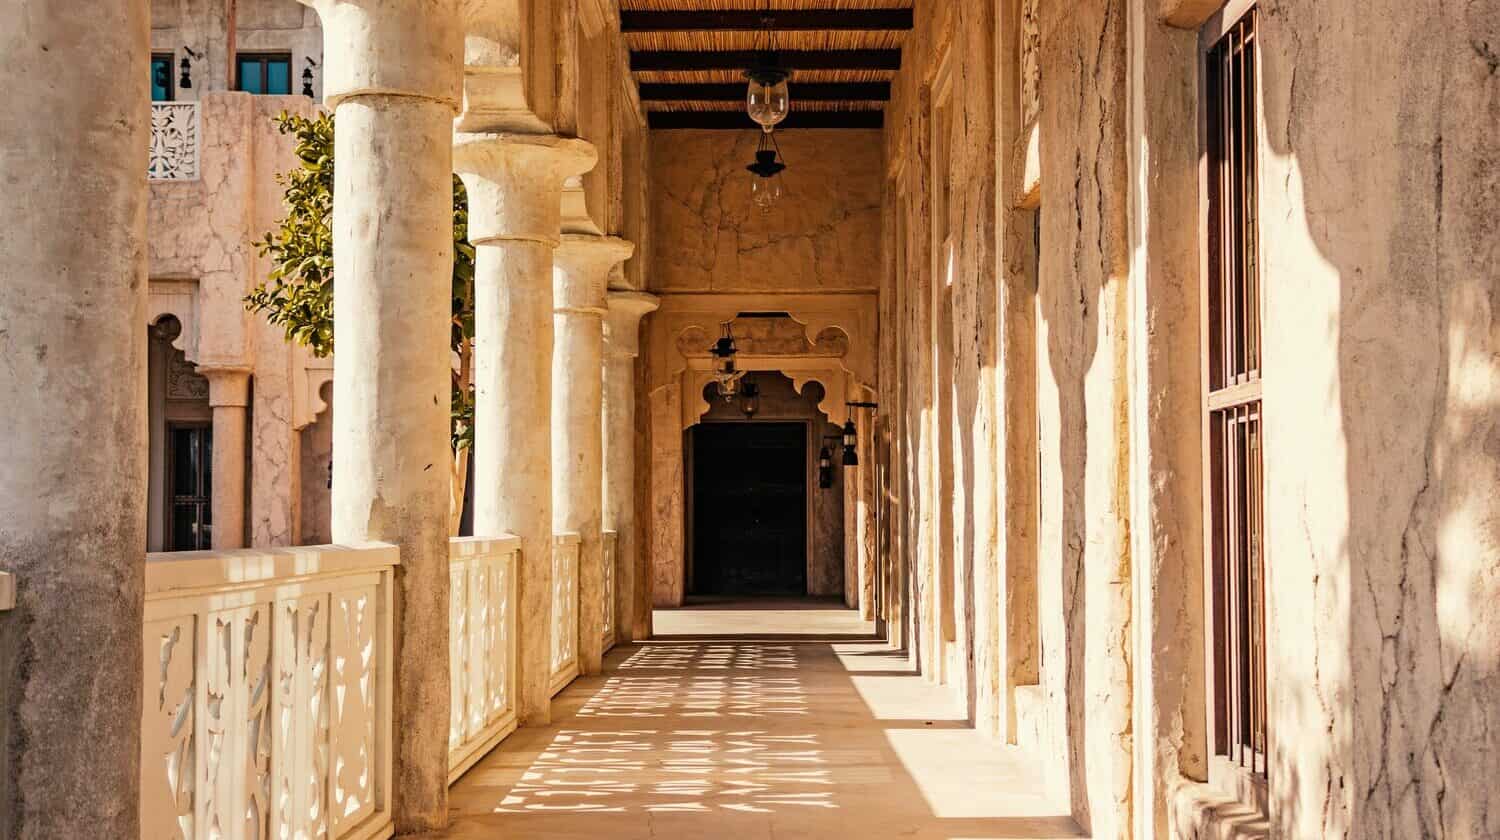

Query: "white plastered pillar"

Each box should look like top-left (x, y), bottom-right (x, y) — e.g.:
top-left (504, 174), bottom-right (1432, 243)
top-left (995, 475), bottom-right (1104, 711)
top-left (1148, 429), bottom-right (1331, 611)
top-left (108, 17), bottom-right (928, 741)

top-left (553, 235), bottom-right (634, 675)
top-left (201, 366), bottom-right (250, 550)
top-left (300, 0), bottom-right (462, 830)
top-left (603, 291), bottom-right (659, 644)
top-left (0, 1), bottom-right (149, 836)
top-left (454, 135), bottom-right (597, 725)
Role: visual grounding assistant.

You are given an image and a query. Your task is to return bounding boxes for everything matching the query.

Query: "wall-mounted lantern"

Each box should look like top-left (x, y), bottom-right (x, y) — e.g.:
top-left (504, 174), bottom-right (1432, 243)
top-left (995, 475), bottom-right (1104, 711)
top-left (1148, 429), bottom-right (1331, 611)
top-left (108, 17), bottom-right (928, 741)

top-left (739, 381), bottom-right (761, 418)
top-left (302, 57), bottom-right (318, 98)
top-left (818, 438), bottom-right (840, 490)
top-left (179, 47), bottom-right (200, 90)
top-left (841, 401), bottom-right (879, 468)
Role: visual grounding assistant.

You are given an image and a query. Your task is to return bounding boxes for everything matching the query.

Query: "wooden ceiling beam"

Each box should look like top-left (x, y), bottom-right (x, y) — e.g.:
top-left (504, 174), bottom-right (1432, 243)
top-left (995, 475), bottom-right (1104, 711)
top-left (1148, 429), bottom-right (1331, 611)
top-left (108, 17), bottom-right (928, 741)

top-left (647, 110), bottom-right (884, 130)
top-left (638, 81), bottom-right (891, 101)
top-left (630, 49), bottom-right (902, 72)
top-left (621, 9), bottom-right (914, 32)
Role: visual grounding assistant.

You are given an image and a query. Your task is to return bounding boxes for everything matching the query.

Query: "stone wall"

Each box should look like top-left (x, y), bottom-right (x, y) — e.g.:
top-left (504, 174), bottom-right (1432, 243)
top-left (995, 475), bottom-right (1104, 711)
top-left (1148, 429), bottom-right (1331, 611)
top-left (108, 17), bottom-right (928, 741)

top-left (147, 91), bottom-right (322, 548)
top-left (1251, 2), bottom-right (1499, 837)
top-left (879, 0), bottom-right (1500, 838)
top-left (649, 129), bottom-right (884, 294)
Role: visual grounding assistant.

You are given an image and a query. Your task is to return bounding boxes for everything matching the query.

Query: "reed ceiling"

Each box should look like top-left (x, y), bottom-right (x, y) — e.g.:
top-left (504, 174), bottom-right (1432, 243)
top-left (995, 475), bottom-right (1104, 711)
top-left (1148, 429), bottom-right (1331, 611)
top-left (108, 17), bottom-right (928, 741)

top-left (618, 0), bottom-right (913, 129)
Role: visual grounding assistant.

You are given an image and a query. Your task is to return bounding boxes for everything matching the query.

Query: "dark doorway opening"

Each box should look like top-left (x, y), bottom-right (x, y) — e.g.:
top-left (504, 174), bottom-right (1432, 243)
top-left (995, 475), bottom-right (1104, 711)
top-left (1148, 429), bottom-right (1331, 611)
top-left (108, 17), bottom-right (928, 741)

top-left (691, 422), bottom-right (807, 596)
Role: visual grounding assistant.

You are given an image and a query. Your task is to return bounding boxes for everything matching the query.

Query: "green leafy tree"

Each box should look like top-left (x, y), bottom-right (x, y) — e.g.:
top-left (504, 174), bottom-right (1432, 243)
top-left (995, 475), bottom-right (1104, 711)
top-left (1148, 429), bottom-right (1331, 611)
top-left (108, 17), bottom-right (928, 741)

top-left (248, 112), bottom-right (477, 534)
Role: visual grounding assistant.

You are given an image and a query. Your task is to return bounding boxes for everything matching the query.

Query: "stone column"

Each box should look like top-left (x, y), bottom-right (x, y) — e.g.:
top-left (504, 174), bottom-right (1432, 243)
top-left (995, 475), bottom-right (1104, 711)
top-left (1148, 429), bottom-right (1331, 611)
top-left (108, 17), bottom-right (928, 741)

top-left (201, 367), bottom-right (250, 550)
top-left (0, 2), bottom-right (149, 837)
top-left (554, 235), bottom-right (634, 675)
top-left (454, 135), bottom-right (596, 726)
top-left (603, 291), bottom-right (659, 644)
top-left (304, 0), bottom-right (462, 830)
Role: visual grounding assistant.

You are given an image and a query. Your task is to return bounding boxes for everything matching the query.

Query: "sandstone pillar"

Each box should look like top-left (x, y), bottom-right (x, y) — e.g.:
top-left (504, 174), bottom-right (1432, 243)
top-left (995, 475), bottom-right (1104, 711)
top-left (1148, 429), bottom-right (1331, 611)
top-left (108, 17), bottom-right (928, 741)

top-left (304, 0), bottom-right (462, 830)
top-left (202, 367), bottom-right (250, 549)
top-left (603, 291), bottom-right (659, 644)
top-left (0, 1), bottom-right (149, 836)
top-left (554, 235), bottom-right (634, 675)
top-left (454, 134), bottom-right (596, 725)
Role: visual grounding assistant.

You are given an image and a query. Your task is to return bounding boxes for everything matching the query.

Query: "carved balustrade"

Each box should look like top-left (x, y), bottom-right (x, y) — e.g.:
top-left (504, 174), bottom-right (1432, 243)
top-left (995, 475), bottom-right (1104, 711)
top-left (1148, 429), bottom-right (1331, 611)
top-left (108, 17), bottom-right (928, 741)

top-left (550, 533), bottom-right (581, 696)
top-left (139, 544), bottom-right (397, 840)
top-left (446, 537), bottom-right (520, 783)
top-left (602, 530), bottom-right (618, 653)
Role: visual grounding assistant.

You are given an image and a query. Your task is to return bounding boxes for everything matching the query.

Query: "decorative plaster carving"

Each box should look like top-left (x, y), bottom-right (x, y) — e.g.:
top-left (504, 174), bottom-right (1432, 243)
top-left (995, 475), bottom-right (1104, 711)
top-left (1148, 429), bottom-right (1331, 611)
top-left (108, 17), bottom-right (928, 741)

top-left (650, 294), bottom-right (879, 390)
top-left (149, 103), bottom-right (201, 181)
top-left (167, 353), bottom-right (209, 401)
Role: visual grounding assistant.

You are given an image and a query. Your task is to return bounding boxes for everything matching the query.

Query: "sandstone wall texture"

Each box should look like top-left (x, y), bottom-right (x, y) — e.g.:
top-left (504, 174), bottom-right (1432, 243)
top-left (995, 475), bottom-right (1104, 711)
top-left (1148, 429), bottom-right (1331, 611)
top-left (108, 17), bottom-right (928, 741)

top-left (649, 130), bottom-right (884, 294)
top-left (879, 0), bottom-right (1498, 838)
top-left (1251, 2), bottom-right (1499, 837)
top-left (147, 92), bottom-right (323, 549)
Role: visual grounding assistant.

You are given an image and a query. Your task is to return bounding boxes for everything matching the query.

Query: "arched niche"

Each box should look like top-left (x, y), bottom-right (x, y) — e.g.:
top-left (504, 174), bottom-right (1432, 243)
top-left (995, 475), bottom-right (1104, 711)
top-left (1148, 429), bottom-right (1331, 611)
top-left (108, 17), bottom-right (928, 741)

top-left (147, 278), bottom-right (202, 364)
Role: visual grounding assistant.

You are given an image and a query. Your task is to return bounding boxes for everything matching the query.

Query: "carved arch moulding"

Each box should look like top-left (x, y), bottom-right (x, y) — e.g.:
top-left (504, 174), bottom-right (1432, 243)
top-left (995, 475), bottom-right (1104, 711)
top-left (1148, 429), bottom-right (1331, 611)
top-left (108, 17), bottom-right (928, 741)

top-left (645, 293), bottom-right (879, 430)
top-left (147, 278), bottom-right (203, 364)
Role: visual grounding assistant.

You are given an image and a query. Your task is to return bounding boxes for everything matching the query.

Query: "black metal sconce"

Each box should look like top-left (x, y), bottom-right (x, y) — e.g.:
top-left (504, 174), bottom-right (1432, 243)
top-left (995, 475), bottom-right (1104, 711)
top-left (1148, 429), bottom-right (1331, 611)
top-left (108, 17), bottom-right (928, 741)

top-left (739, 381), bottom-right (761, 418)
top-left (179, 47), bottom-right (200, 90)
top-left (302, 57), bottom-right (318, 98)
top-left (841, 401), bottom-right (880, 468)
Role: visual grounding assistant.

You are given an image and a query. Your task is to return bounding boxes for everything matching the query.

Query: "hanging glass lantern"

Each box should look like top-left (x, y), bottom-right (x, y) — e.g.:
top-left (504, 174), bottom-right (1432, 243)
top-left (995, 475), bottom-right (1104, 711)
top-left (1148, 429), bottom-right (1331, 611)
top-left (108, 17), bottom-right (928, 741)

top-left (818, 446), bottom-right (834, 489)
top-left (745, 65), bottom-right (790, 132)
top-left (709, 323), bottom-right (746, 401)
top-left (842, 418), bottom-right (859, 467)
top-left (746, 131), bottom-right (787, 214)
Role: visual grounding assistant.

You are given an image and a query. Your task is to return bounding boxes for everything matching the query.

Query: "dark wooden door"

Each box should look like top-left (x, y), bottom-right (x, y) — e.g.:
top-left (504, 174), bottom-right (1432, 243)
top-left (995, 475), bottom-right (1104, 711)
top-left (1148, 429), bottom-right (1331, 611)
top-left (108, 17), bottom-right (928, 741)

top-left (691, 422), bottom-right (807, 596)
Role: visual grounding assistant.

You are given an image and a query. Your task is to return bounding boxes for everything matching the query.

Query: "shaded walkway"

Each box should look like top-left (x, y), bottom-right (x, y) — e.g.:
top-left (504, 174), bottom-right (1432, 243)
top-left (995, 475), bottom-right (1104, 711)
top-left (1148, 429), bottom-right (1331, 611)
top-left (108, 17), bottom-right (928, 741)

top-left (441, 601), bottom-right (1086, 839)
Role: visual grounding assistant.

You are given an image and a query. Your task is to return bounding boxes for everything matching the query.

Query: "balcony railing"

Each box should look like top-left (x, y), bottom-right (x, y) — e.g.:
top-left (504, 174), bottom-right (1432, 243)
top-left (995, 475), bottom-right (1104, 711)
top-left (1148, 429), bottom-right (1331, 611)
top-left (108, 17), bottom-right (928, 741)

top-left (139, 544), bottom-right (398, 840)
top-left (602, 530), bottom-right (618, 653)
top-left (550, 533), bottom-right (580, 695)
top-left (446, 536), bottom-right (519, 783)
top-left (148, 101), bottom-right (201, 181)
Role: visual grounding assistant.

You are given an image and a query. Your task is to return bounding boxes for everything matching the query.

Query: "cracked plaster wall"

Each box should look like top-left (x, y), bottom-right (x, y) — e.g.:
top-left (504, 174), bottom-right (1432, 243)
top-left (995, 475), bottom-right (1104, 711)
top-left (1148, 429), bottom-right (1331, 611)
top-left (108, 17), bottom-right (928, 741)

top-left (649, 130), bottom-right (883, 294)
top-left (881, 1), bottom-right (1499, 839)
top-left (148, 91), bottom-right (322, 548)
top-left (1250, 2), bottom-right (1500, 837)
top-left (884, 0), bottom-right (1003, 744)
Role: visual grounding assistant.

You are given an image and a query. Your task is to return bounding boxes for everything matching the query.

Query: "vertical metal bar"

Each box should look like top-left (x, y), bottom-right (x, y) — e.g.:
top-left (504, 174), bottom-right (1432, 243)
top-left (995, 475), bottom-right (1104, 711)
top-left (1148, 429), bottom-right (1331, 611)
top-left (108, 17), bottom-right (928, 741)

top-left (1242, 19), bottom-right (1254, 381)
top-left (1244, 18), bottom-right (1260, 379)
top-left (1225, 407), bottom-right (1240, 767)
top-left (1220, 40), bottom-right (1233, 390)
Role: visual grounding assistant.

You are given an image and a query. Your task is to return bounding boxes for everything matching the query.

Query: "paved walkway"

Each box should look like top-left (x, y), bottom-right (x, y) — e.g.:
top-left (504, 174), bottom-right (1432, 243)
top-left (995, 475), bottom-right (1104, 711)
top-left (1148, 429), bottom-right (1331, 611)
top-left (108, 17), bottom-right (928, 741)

top-left (442, 600), bottom-right (1086, 839)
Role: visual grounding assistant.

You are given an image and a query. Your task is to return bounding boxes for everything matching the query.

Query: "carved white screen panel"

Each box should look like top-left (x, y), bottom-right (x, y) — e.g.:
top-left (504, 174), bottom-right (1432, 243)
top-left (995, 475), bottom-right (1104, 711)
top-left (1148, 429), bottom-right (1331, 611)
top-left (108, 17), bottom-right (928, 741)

top-left (447, 537), bottom-right (519, 781)
top-left (139, 546), bottom-right (396, 840)
top-left (149, 102), bottom-right (201, 181)
top-left (550, 536), bottom-right (580, 694)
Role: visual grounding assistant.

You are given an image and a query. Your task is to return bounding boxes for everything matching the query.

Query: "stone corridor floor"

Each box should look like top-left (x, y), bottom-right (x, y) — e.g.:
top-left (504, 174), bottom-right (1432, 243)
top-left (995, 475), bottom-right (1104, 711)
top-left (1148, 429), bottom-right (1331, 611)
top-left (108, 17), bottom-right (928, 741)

top-left (441, 599), bottom-right (1087, 839)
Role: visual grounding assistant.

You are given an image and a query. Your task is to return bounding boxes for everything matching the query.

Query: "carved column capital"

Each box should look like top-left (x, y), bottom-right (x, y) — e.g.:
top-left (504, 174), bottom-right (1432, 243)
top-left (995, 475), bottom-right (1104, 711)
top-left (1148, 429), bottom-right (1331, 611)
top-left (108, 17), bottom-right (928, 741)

top-left (554, 235), bottom-right (634, 316)
top-left (298, 0), bottom-right (464, 109)
top-left (198, 365), bottom-right (252, 408)
top-left (454, 133), bottom-right (597, 246)
top-left (604, 291), bottom-right (660, 360)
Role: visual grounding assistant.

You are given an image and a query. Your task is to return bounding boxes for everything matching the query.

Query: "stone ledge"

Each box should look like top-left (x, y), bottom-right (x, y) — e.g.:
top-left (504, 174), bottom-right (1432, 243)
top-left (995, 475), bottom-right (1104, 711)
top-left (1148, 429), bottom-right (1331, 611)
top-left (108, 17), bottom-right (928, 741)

top-left (1169, 779), bottom-right (1272, 840)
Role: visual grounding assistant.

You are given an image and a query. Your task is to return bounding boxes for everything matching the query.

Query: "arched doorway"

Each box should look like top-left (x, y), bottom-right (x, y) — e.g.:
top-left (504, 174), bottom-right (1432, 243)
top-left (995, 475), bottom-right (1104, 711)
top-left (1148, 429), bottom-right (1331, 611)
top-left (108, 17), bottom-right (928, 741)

top-left (686, 372), bottom-right (845, 599)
